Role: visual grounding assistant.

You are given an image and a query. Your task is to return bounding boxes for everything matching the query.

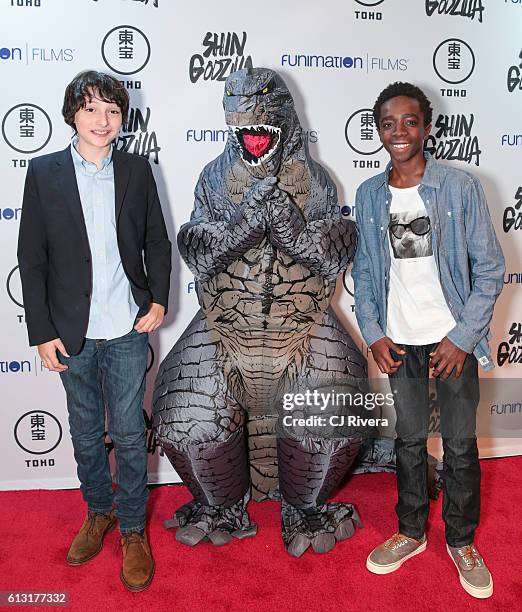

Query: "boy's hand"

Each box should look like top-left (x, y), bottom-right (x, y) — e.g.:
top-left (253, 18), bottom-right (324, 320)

top-left (370, 337), bottom-right (406, 374)
top-left (429, 336), bottom-right (467, 379)
top-left (38, 338), bottom-right (69, 372)
top-left (134, 303), bottom-right (165, 333)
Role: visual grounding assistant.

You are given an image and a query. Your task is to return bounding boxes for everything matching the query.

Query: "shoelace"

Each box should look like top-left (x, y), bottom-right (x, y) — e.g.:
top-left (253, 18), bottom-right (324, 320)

top-left (384, 533), bottom-right (409, 551)
top-left (85, 512), bottom-right (111, 538)
top-left (85, 513), bottom-right (99, 538)
top-left (120, 532), bottom-right (150, 558)
top-left (459, 545), bottom-right (484, 568)
top-left (120, 532), bottom-right (145, 550)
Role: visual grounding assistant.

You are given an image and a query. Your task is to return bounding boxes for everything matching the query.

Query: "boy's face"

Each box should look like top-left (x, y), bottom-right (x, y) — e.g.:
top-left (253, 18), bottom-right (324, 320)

top-left (74, 89), bottom-right (122, 152)
top-left (377, 95), bottom-right (431, 165)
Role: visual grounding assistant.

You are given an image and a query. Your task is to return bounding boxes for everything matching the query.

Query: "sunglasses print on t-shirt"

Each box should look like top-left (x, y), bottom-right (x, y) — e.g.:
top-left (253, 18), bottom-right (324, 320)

top-left (389, 210), bottom-right (433, 259)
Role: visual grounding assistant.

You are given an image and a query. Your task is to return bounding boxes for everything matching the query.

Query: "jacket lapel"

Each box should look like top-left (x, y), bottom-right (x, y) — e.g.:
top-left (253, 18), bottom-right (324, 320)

top-left (54, 146), bottom-right (90, 253)
top-left (113, 148), bottom-right (130, 223)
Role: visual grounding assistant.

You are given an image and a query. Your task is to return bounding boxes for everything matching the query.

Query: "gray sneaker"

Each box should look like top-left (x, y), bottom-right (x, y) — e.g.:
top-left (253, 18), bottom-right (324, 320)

top-left (366, 532), bottom-right (427, 574)
top-left (447, 543), bottom-right (493, 599)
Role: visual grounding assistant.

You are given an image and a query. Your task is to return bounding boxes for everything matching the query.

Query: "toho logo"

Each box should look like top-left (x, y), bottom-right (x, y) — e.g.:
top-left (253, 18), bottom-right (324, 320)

top-left (101, 25), bottom-right (151, 75)
top-left (343, 269), bottom-right (355, 298)
top-left (14, 410), bottom-right (62, 455)
top-left (6, 265), bottom-right (24, 308)
top-left (345, 109), bottom-right (383, 156)
top-left (433, 38), bottom-right (475, 85)
top-left (10, 1), bottom-right (42, 6)
top-left (2, 103), bottom-right (52, 154)
top-left (354, 0), bottom-right (385, 19)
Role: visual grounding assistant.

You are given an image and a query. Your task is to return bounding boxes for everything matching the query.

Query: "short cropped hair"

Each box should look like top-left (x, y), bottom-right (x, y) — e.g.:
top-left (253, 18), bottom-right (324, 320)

top-left (373, 82), bottom-right (433, 128)
top-left (62, 70), bottom-right (129, 131)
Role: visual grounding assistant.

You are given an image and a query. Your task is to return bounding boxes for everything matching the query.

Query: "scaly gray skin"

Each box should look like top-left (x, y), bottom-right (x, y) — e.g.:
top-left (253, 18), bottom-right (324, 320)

top-left (153, 68), bottom-right (368, 556)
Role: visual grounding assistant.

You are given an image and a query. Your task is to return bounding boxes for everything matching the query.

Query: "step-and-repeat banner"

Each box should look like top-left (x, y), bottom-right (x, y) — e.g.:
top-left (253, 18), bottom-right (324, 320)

top-left (1, 0), bottom-right (521, 490)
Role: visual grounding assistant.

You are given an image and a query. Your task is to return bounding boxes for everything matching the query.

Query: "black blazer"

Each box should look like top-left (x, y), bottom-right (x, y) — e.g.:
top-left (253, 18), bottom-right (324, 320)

top-left (17, 146), bottom-right (172, 355)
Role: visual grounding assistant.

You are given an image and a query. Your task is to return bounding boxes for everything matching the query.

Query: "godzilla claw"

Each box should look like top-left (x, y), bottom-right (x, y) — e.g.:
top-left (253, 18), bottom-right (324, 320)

top-left (311, 533), bottom-right (336, 554)
top-left (164, 516), bottom-right (180, 529)
top-left (167, 491), bottom-right (256, 547)
top-left (287, 533), bottom-right (311, 558)
top-left (208, 530), bottom-right (233, 546)
top-left (351, 506), bottom-right (363, 529)
top-left (334, 517), bottom-right (355, 541)
top-left (232, 524), bottom-right (258, 539)
top-left (176, 526), bottom-right (207, 546)
top-left (282, 500), bottom-right (361, 558)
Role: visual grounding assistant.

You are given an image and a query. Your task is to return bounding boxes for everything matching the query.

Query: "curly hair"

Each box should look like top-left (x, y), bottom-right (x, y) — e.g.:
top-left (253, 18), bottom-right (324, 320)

top-left (62, 70), bottom-right (129, 132)
top-left (373, 82), bottom-right (433, 128)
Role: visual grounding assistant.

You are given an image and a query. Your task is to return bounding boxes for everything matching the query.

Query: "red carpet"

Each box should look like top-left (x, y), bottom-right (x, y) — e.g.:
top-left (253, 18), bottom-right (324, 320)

top-left (1, 457), bottom-right (520, 611)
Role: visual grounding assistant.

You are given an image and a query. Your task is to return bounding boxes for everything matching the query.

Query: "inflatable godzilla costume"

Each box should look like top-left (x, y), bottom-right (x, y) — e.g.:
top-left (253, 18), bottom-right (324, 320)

top-left (153, 67), bottom-right (374, 557)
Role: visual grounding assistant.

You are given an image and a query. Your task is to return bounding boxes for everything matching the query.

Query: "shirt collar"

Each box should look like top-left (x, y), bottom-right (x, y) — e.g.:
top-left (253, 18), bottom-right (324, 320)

top-left (373, 151), bottom-right (441, 191)
top-left (70, 135), bottom-right (113, 172)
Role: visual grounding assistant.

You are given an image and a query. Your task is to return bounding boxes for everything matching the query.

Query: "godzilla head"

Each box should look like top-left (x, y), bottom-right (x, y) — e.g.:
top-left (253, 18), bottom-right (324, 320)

top-left (223, 67), bottom-right (300, 174)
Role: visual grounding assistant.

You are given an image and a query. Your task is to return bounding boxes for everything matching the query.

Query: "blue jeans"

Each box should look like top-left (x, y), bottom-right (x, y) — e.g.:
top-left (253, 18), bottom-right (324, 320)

top-left (59, 329), bottom-right (149, 534)
top-left (389, 344), bottom-right (481, 547)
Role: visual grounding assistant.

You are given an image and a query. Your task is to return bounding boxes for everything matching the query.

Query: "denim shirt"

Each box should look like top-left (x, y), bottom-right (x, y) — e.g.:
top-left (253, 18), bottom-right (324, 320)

top-left (352, 153), bottom-right (505, 371)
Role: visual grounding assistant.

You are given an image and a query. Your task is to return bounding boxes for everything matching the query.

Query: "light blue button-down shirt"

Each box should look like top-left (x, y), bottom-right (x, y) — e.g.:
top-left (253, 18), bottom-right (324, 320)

top-left (352, 153), bottom-right (505, 371)
top-left (70, 139), bottom-right (139, 340)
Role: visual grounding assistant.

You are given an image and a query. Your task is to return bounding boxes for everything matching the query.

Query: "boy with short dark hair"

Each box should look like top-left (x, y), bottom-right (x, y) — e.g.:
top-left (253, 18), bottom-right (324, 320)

top-left (17, 70), bottom-right (171, 592)
top-left (352, 82), bottom-right (504, 599)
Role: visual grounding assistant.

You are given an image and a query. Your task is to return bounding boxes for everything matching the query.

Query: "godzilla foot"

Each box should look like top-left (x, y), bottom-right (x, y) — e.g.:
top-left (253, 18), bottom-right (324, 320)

top-left (281, 499), bottom-right (362, 558)
top-left (164, 491), bottom-right (257, 547)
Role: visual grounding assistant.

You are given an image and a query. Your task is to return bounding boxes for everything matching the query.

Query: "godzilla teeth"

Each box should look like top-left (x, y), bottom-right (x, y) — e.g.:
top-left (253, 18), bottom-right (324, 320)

top-left (230, 124), bottom-right (282, 167)
top-left (232, 124), bottom-right (280, 136)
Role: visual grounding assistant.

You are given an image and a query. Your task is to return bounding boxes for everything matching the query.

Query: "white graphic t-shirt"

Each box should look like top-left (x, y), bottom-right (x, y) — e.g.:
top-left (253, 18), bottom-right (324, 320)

top-left (386, 185), bottom-right (455, 345)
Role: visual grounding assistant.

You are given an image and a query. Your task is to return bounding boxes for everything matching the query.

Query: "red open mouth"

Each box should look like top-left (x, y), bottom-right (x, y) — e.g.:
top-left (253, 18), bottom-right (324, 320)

top-left (233, 124), bottom-right (281, 166)
top-left (243, 133), bottom-right (272, 158)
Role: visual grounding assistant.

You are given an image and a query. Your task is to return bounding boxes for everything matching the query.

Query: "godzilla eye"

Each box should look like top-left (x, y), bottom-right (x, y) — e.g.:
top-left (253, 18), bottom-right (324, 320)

top-left (226, 90), bottom-right (233, 96)
top-left (261, 86), bottom-right (269, 94)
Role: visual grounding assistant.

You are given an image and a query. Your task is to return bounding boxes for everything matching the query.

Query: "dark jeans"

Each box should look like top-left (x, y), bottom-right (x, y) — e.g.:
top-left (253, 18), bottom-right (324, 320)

top-left (59, 329), bottom-right (149, 534)
top-left (389, 343), bottom-right (480, 547)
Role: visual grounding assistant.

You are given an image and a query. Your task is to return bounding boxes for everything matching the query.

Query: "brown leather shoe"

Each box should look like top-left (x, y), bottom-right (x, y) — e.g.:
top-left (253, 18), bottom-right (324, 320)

top-left (120, 531), bottom-right (155, 592)
top-left (66, 511), bottom-right (116, 565)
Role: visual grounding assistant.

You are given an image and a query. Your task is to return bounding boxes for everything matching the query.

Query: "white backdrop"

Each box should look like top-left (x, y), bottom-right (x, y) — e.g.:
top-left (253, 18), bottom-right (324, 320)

top-left (1, 0), bottom-right (521, 490)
